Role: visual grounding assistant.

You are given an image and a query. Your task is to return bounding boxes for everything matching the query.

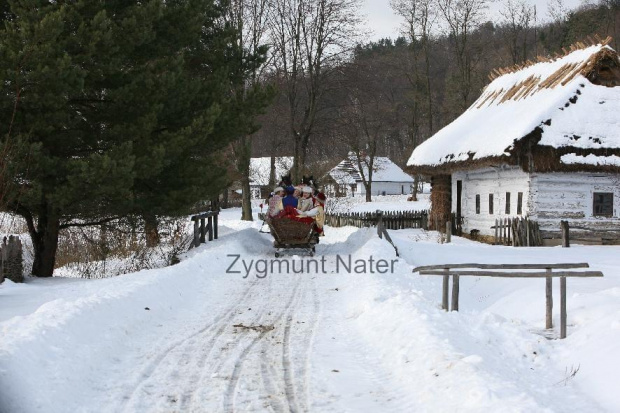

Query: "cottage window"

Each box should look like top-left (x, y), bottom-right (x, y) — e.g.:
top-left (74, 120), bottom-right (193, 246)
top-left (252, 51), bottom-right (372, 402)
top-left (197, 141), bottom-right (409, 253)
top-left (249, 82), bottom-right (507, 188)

top-left (476, 194), bottom-right (480, 214)
top-left (489, 194), bottom-right (494, 215)
top-left (517, 192), bottom-right (523, 215)
top-left (593, 192), bottom-right (613, 217)
top-left (505, 192), bottom-right (511, 214)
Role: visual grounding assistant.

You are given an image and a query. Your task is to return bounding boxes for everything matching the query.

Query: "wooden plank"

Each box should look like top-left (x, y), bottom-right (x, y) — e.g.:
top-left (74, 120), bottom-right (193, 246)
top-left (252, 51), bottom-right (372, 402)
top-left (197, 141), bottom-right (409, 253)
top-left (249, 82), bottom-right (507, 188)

top-left (546, 271), bottom-right (553, 329)
top-left (413, 263), bottom-right (590, 271)
top-left (560, 276), bottom-right (567, 338)
top-left (561, 220), bottom-right (570, 248)
top-left (418, 270), bottom-right (602, 278)
top-left (446, 221), bottom-right (452, 243)
top-left (451, 275), bottom-right (459, 311)
top-left (207, 217), bottom-right (213, 241)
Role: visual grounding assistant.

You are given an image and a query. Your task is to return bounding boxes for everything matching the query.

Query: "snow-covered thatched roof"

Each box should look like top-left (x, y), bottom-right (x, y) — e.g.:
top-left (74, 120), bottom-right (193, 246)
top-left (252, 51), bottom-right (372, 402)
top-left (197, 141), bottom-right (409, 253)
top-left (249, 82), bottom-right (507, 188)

top-left (408, 38), bottom-right (620, 174)
top-left (249, 157), bottom-right (293, 186)
top-left (329, 155), bottom-right (414, 184)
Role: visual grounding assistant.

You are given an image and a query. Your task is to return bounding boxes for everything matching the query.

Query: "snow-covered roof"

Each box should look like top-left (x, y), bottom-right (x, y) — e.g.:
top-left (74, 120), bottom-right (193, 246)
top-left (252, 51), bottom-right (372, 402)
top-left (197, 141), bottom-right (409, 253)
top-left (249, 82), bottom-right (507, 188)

top-left (329, 155), bottom-right (414, 184)
top-left (408, 41), bottom-right (620, 170)
top-left (249, 157), bottom-right (293, 186)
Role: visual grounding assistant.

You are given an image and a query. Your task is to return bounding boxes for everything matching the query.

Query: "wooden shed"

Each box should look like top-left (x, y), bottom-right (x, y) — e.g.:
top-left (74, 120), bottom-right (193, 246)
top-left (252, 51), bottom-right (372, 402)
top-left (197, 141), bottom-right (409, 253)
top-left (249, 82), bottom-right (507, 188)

top-left (407, 39), bottom-right (620, 244)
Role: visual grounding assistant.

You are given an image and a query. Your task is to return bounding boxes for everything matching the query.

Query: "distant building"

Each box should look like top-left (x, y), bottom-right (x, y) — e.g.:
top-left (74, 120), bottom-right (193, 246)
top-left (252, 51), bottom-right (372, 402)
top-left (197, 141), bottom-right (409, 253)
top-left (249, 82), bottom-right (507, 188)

top-left (407, 40), bottom-right (620, 244)
top-left (325, 155), bottom-right (415, 197)
top-left (249, 157), bottom-right (293, 199)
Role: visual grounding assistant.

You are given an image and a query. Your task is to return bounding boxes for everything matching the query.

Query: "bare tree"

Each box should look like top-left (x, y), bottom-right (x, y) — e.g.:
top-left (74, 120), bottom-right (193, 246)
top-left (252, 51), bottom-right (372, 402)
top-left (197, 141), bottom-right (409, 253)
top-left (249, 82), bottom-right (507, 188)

top-left (227, 0), bottom-right (272, 221)
top-left (268, 0), bottom-right (362, 181)
top-left (391, 0), bottom-right (436, 135)
top-left (436, 0), bottom-right (489, 109)
top-left (336, 58), bottom-right (400, 202)
top-left (500, 0), bottom-right (533, 64)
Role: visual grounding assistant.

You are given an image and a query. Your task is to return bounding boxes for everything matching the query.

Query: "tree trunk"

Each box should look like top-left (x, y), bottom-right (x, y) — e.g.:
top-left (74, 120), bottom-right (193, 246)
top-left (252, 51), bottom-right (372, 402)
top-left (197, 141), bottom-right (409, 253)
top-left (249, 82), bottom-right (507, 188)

top-left (241, 175), bottom-right (253, 221)
top-left (30, 212), bottom-right (60, 277)
top-left (269, 155), bottom-right (276, 189)
top-left (411, 175), bottom-right (419, 201)
top-left (144, 214), bottom-right (160, 248)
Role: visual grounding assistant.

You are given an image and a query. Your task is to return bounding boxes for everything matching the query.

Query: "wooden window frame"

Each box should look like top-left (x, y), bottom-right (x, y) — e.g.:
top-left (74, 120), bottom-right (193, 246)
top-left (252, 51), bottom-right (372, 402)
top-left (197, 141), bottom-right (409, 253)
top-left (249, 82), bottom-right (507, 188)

top-left (517, 192), bottom-right (523, 215)
top-left (505, 192), bottom-right (511, 215)
top-left (489, 193), bottom-right (494, 215)
top-left (475, 194), bottom-right (480, 214)
top-left (593, 192), bottom-right (613, 217)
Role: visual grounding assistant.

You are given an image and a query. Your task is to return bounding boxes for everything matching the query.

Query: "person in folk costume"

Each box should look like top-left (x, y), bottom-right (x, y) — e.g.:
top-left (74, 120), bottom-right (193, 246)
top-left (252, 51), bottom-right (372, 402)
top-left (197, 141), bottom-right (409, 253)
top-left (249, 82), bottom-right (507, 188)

top-left (297, 186), bottom-right (314, 212)
top-left (297, 192), bottom-right (326, 235)
top-left (267, 186), bottom-right (285, 219)
top-left (282, 185), bottom-right (298, 208)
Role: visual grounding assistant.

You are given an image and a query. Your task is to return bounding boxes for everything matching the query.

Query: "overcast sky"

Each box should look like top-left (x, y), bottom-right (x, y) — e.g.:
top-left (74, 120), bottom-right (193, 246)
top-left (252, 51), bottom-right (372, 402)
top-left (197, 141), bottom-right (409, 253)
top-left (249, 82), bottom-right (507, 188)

top-left (361, 0), bottom-right (585, 42)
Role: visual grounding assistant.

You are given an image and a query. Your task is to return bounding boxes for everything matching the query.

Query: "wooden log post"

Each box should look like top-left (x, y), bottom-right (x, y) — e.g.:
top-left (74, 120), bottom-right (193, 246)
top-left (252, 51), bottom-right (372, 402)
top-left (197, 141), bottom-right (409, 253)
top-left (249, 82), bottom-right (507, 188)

top-left (445, 221), bottom-right (452, 243)
top-left (546, 268), bottom-right (553, 329)
top-left (200, 218), bottom-right (206, 243)
top-left (193, 219), bottom-right (200, 247)
top-left (213, 212), bottom-right (218, 239)
top-left (208, 216), bottom-right (214, 241)
top-left (561, 220), bottom-right (570, 248)
top-left (451, 275), bottom-right (460, 311)
top-left (376, 211), bottom-right (383, 239)
top-left (560, 276), bottom-right (567, 339)
top-left (442, 269), bottom-right (449, 311)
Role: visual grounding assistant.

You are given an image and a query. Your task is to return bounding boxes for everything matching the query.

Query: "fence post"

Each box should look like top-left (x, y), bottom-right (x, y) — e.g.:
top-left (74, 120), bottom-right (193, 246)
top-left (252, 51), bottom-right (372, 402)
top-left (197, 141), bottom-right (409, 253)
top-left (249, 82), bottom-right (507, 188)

top-left (208, 216), bottom-right (214, 241)
top-left (494, 219), bottom-right (499, 245)
top-left (445, 221), bottom-right (452, 243)
top-left (442, 268), bottom-right (449, 311)
top-left (213, 212), bottom-right (218, 239)
top-left (546, 268), bottom-right (553, 329)
top-left (200, 218), bottom-right (206, 243)
top-left (376, 210), bottom-right (383, 239)
top-left (193, 219), bottom-right (200, 247)
top-left (561, 220), bottom-right (570, 248)
top-left (451, 275), bottom-right (459, 311)
top-left (560, 276), bottom-right (567, 338)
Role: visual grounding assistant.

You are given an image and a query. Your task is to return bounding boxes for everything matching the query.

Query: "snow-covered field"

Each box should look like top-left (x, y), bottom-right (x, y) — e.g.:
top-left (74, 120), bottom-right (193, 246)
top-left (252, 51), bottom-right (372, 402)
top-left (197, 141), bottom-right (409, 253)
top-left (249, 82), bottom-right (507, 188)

top-left (1, 208), bottom-right (618, 412)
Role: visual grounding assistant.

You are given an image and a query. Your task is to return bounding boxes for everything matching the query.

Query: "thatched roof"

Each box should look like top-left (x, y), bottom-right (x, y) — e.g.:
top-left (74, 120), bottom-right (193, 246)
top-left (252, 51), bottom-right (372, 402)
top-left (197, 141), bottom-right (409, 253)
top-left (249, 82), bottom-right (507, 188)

top-left (407, 37), bottom-right (620, 175)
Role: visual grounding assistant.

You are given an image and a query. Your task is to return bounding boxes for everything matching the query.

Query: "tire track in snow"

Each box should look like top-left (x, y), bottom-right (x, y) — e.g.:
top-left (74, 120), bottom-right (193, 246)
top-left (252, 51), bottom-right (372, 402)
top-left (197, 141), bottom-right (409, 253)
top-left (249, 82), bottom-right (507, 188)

top-left (120, 279), bottom-right (259, 412)
top-left (224, 281), bottom-right (303, 412)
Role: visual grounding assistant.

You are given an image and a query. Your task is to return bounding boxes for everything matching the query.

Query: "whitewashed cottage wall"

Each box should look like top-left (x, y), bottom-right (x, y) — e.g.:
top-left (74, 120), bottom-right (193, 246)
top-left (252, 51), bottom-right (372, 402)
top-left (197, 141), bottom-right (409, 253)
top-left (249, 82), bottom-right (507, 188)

top-left (529, 172), bottom-right (620, 239)
top-left (452, 167), bottom-right (530, 236)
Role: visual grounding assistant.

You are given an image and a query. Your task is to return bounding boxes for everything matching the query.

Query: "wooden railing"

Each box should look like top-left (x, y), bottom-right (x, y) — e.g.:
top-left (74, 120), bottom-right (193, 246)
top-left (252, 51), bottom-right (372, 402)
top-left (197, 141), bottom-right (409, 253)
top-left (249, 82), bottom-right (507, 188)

top-left (190, 211), bottom-right (219, 249)
top-left (412, 263), bottom-right (604, 339)
top-left (325, 210), bottom-right (428, 230)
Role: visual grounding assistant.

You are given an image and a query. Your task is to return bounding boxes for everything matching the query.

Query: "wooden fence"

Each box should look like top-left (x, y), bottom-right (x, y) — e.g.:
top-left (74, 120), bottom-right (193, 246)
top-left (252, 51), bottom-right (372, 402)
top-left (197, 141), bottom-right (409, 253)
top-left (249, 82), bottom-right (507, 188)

top-left (325, 210), bottom-right (428, 230)
top-left (0, 235), bottom-right (23, 283)
top-left (493, 216), bottom-right (542, 246)
top-left (190, 211), bottom-right (219, 249)
top-left (413, 262), bottom-right (603, 339)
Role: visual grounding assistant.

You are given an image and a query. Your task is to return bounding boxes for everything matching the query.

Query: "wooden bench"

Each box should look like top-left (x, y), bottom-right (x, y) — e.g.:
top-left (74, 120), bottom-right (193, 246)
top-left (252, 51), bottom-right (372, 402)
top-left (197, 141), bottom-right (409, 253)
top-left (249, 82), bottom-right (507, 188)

top-left (412, 263), bottom-right (604, 339)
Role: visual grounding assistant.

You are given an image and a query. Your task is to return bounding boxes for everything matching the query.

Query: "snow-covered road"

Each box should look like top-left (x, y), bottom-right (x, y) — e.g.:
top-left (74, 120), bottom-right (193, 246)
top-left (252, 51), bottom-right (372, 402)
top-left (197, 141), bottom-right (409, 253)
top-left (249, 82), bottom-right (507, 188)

top-left (1, 212), bottom-right (618, 412)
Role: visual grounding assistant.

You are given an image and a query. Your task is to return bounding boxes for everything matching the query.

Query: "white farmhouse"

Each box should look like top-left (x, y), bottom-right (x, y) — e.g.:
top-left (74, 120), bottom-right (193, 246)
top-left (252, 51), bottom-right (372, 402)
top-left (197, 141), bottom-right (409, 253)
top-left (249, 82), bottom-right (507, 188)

top-left (249, 156), bottom-right (293, 199)
top-left (326, 155), bottom-right (415, 197)
top-left (407, 39), bottom-right (620, 244)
